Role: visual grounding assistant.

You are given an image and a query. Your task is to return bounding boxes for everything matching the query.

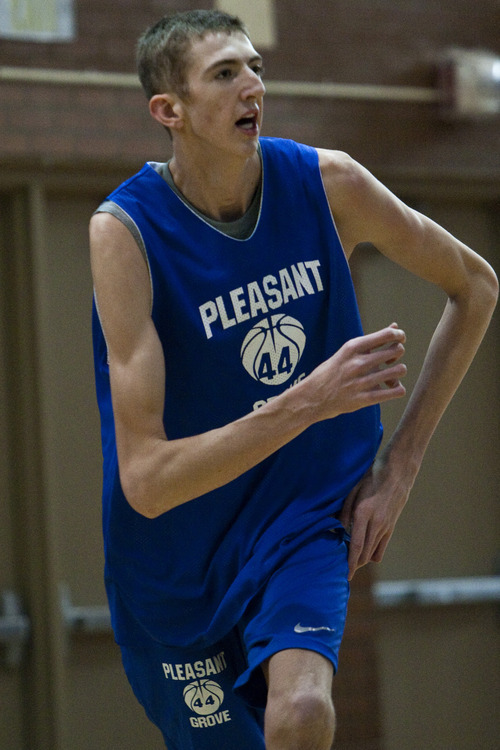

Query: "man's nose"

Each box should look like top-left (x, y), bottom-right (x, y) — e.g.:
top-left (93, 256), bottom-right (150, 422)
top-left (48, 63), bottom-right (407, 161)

top-left (241, 67), bottom-right (266, 99)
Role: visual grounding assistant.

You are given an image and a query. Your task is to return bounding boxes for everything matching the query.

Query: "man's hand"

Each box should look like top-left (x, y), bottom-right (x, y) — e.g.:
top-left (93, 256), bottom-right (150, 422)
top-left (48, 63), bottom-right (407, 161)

top-left (316, 322), bottom-right (409, 580)
top-left (307, 323), bottom-right (407, 423)
top-left (338, 449), bottom-right (412, 580)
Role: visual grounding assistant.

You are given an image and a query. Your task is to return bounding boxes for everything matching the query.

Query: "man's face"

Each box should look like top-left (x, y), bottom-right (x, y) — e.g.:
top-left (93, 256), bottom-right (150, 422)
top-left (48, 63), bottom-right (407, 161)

top-left (177, 31), bottom-right (265, 156)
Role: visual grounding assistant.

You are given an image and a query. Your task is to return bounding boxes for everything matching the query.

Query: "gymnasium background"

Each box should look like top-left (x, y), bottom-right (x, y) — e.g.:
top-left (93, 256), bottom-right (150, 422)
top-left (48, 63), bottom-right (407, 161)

top-left (0, 1), bottom-right (498, 748)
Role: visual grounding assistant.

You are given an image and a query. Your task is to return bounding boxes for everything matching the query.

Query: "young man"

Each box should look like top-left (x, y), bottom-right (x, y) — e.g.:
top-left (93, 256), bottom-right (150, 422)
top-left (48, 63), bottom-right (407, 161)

top-left (90, 9), bottom-right (497, 750)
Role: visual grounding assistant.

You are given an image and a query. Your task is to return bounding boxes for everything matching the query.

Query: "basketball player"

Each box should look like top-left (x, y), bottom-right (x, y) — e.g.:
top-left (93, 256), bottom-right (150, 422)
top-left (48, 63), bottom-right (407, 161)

top-left (89, 10), bottom-right (497, 750)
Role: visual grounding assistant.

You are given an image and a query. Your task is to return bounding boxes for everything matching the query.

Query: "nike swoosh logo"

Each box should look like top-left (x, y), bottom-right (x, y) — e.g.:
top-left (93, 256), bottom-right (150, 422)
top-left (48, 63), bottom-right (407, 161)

top-left (294, 623), bottom-right (336, 634)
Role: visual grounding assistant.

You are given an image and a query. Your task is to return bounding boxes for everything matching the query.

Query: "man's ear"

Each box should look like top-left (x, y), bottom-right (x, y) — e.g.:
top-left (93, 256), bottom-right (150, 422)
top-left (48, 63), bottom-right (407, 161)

top-left (149, 94), bottom-right (184, 130)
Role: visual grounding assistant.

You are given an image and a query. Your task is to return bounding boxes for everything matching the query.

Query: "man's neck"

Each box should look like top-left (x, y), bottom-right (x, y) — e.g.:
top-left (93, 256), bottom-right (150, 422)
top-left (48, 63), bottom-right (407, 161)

top-left (168, 144), bottom-right (261, 222)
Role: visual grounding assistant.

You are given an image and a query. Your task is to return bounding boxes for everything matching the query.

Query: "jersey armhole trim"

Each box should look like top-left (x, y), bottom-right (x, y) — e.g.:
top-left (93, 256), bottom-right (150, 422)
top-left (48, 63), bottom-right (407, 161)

top-left (94, 200), bottom-right (154, 315)
top-left (313, 150), bottom-right (350, 265)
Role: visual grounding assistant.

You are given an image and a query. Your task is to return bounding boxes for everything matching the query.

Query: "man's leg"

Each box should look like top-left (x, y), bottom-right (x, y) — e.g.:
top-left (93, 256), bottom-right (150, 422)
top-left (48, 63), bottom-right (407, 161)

top-left (235, 528), bottom-right (351, 748)
top-left (120, 628), bottom-right (266, 749)
top-left (263, 648), bottom-right (335, 750)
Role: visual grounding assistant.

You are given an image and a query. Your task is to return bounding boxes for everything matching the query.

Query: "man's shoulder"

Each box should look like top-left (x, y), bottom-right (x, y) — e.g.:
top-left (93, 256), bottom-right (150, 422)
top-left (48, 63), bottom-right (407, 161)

top-left (259, 137), bottom-right (321, 180)
top-left (260, 136), bottom-right (313, 157)
top-left (107, 162), bottom-right (160, 200)
top-left (317, 149), bottom-right (371, 203)
top-left (261, 138), bottom-right (361, 182)
top-left (317, 148), bottom-right (359, 176)
top-left (93, 162), bottom-right (171, 223)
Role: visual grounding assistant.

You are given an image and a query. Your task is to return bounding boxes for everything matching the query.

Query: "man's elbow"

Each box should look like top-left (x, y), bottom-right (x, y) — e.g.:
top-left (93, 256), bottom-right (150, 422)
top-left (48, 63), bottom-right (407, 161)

top-left (457, 255), bottom-right (499, 319)
top-left (119, 463), bottom-right (168, 519)
top-left (476, 259), bottom-right (499, 315)
top-left (486, 263), bottom-right (499, 309)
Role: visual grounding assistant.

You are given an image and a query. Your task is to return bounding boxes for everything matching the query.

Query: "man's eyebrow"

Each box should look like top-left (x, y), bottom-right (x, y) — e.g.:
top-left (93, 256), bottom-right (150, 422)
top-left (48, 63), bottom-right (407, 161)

top-left (205, 55), bottom-right (263, 73)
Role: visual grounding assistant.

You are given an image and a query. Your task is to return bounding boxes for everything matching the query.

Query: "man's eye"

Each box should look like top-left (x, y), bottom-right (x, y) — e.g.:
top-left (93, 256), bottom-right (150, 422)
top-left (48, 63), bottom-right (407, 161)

top-left (252, 65), bottom-right (265, 77)
top-left (216, 69), bottom-right (233, 79)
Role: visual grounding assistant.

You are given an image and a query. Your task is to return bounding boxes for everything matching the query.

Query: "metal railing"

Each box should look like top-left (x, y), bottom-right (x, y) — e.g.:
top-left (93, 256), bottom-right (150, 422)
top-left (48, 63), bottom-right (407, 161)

top-left (0, 590), bottom-right (31, 668)
top-left (373, 575), bottom-right (500, 608)
top-left (0, 65), bottom-right (440, 104)
top-left (2, 576), bottom-right (499, 667)
top-left (59, 584), bottom-right (111, 634)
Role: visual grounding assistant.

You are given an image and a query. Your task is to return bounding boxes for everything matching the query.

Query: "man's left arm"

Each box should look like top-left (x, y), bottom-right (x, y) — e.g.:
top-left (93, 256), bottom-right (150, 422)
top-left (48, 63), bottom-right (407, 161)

top-left (318, 148), bottom-right (499, 579)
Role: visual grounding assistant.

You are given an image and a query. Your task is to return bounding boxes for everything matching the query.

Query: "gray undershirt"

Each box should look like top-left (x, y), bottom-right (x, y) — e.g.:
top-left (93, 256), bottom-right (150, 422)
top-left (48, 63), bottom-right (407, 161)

top-left (153, 160), bottom-right (262, 240)
top-left (95, 158), bottom-right (262, 250)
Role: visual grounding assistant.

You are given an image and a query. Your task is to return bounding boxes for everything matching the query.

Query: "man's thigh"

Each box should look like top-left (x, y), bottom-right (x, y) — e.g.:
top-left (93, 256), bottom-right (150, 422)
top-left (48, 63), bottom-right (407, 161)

top-left (120, 628), bottom-right (265, 749)
top-left (235, 528), bottom-right (350, 706)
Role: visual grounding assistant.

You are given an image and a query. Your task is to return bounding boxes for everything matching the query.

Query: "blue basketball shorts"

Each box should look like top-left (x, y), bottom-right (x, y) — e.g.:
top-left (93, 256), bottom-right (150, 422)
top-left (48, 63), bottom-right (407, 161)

top-left (119, 528), bottom-right (350, 749)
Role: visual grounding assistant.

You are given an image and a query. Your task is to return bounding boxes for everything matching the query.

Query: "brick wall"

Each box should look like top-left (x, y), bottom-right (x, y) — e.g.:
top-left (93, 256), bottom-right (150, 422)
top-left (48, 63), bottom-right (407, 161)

top-left (0, 0), bottom-right (187, 71)
top-left (0, 0), bottom-right (498, 175)
top-left (0, 81), bottom-right (163, 166)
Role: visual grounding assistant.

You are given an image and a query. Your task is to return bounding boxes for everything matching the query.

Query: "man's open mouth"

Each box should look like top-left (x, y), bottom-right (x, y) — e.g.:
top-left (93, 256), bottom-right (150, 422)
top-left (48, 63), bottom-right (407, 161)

top-left (236, 114), bottom-right (258, 130)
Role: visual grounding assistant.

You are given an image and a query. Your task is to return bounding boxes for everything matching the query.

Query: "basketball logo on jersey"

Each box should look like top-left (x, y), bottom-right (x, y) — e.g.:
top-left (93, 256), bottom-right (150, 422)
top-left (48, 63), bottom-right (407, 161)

top-left (183, 678), bottom-right (225, 716)
top-left (241, 314), bottom-right (306, 385)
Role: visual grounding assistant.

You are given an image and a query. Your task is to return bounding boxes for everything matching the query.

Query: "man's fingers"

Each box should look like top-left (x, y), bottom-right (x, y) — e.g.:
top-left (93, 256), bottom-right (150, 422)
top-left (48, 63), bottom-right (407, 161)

top-left (365, 344), bottom-right (405, 370)
top-left (348, 326), bottom-right (407, 384)
top-left (361, 336), bottom-right (407, 393)
top-left (338, 501), bottom-right (353, 530)
top-left (354, 324), bottom-right (406, 354)
top-left (338, 482), bottom-right (360, 529)
top-left (362, 363), bottom-right (407, 394)
top-left (347, 523), bottom-right (369, 580)
top-left (347, 516), bottom-right (393, 579)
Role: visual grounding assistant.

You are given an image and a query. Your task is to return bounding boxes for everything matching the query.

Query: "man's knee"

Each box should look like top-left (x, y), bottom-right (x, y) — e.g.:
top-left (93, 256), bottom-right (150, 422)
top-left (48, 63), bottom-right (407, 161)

top-left (265, 687), bottom-right (336, 750)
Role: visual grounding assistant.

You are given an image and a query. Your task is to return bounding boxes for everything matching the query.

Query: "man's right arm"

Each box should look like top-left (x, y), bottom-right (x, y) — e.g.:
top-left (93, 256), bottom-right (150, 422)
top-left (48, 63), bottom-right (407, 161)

top-left (90, 212), bottom-right (407, 518)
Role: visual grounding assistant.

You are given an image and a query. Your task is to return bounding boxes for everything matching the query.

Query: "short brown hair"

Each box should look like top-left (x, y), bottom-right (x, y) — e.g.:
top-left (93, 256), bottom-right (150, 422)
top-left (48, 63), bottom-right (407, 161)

top-left (137, 9), bottom-right (249, 99)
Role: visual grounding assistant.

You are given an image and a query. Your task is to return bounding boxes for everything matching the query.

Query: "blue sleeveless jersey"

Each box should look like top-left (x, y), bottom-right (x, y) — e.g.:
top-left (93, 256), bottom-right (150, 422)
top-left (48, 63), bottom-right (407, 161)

top-left (92, 137), bottom-right (382, 648)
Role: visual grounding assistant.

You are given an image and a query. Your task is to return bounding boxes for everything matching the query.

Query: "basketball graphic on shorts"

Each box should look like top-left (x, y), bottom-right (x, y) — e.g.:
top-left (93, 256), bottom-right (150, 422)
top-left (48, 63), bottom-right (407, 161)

top-left (183, 679), bottom-right (225, 715)
top-left (240, 314), bottom-right (306, 385)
